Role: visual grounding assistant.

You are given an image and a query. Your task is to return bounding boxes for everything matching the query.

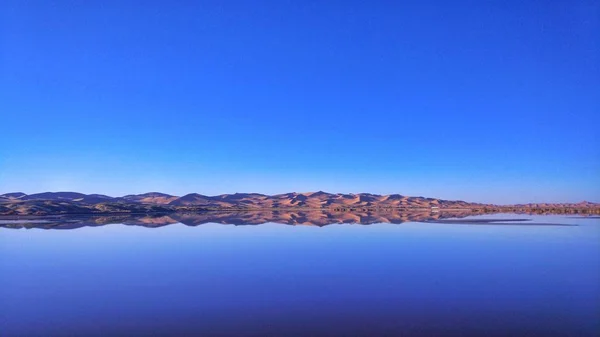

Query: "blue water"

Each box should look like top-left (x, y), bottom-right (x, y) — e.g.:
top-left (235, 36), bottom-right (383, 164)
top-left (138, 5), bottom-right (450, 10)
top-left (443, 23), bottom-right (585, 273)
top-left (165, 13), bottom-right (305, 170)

top-left (1, 214), bottom-right (599, 336)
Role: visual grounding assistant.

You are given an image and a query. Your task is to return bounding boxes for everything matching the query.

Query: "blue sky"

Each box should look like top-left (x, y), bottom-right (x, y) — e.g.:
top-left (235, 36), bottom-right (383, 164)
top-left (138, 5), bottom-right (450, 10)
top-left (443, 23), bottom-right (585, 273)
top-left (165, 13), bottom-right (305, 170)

top-left (1, 1), bottom-right (598, 203)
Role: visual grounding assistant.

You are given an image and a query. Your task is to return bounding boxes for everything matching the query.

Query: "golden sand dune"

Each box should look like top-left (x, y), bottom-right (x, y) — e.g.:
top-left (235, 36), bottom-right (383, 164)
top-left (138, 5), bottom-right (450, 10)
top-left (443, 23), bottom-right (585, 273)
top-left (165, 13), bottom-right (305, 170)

top-left (0, 191), bottom-right (598, 216)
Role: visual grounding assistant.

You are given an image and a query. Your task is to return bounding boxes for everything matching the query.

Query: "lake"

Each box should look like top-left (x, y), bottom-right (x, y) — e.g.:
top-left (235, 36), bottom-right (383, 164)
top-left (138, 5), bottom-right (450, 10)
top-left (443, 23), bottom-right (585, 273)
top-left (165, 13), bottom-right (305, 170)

top-left (1, 213), bottom-right (599, 336)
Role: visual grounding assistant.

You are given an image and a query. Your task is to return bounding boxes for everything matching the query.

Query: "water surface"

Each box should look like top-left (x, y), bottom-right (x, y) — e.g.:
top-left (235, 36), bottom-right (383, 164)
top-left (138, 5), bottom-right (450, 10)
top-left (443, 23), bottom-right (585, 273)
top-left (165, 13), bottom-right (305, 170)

top-left (1, 213), bottom-right (598, 336)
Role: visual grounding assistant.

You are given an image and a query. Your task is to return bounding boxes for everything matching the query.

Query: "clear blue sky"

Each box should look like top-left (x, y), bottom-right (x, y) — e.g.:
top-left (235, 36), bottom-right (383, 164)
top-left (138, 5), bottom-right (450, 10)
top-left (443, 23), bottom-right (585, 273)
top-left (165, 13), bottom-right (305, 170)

top-left (1, 1), bottom-right (598, 203)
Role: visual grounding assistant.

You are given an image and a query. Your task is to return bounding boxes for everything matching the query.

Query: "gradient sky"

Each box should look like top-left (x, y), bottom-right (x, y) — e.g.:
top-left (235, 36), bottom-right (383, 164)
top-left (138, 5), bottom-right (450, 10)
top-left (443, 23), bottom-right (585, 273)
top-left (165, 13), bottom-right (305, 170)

top-left (1, 1), bottom-right (598, 203)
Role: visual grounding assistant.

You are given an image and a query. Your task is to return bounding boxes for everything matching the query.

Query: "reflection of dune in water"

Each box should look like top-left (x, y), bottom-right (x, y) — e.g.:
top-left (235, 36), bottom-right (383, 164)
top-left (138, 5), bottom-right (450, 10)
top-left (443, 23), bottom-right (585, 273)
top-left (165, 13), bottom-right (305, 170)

top-left (0, 210), bottom-right (477, 229)
top-left (0, 210), bottom-right (575, 229)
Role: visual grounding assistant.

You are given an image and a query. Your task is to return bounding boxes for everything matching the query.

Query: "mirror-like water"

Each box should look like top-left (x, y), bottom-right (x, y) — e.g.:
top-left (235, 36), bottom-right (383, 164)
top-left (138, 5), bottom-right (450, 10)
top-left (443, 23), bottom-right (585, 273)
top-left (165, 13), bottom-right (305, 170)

top-left (1, 213), bottom-right (598, 336)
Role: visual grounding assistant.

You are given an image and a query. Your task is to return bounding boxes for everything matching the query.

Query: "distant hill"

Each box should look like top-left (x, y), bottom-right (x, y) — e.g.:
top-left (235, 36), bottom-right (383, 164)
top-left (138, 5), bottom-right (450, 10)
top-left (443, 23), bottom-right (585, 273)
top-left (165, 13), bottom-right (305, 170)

top-left (0, 192), bottom-right (26, 199)
top-left (20, 192), bottom-right (114, 204)
top-left (0, 191), bottom-right (598, 216)
top-left (118, 192), bottom-right (178, 205)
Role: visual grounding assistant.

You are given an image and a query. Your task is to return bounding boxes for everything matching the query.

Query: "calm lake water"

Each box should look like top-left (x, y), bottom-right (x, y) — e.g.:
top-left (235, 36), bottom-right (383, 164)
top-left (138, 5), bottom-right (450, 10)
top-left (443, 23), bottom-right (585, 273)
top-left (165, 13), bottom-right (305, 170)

top-left (1, 213), bottom-right (599, 336)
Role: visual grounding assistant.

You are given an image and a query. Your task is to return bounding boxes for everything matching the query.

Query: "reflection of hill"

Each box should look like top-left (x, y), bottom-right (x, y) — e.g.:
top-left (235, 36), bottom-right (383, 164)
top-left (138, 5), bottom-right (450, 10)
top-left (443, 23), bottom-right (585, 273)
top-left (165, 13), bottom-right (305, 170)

top-left (1, 210), bottom-right (479, 229)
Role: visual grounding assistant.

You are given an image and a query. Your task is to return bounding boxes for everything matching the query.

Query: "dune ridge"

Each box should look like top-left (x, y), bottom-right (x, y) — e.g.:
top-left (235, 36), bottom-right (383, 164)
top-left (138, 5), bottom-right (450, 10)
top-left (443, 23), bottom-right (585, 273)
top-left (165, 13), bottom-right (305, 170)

top-left (0, 191), bottom-right (598, 216)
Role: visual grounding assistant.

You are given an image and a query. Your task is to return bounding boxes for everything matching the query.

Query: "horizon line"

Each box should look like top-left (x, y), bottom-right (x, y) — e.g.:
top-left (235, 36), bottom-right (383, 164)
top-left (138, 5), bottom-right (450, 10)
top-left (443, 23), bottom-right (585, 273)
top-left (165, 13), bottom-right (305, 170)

top-left (1, 190), bottom-right (597, 205)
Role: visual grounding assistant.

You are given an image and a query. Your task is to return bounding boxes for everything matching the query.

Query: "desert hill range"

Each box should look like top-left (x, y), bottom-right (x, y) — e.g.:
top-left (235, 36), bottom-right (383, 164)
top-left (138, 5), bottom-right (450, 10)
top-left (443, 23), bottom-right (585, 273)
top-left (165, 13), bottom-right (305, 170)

top-left (0, 192), bottom-right (598, 216)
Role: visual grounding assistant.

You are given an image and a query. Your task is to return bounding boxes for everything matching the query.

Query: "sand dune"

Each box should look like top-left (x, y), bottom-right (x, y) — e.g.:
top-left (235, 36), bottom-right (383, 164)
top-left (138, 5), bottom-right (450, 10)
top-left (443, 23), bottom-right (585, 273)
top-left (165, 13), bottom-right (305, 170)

top-left (0, 191), bottom-right (597, 216)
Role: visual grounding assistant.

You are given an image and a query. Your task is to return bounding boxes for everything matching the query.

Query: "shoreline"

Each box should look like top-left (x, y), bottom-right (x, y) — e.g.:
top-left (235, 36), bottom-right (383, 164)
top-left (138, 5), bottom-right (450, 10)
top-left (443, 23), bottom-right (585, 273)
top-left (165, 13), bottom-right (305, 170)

top-left (1, 206), bottom-right (598, 219)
